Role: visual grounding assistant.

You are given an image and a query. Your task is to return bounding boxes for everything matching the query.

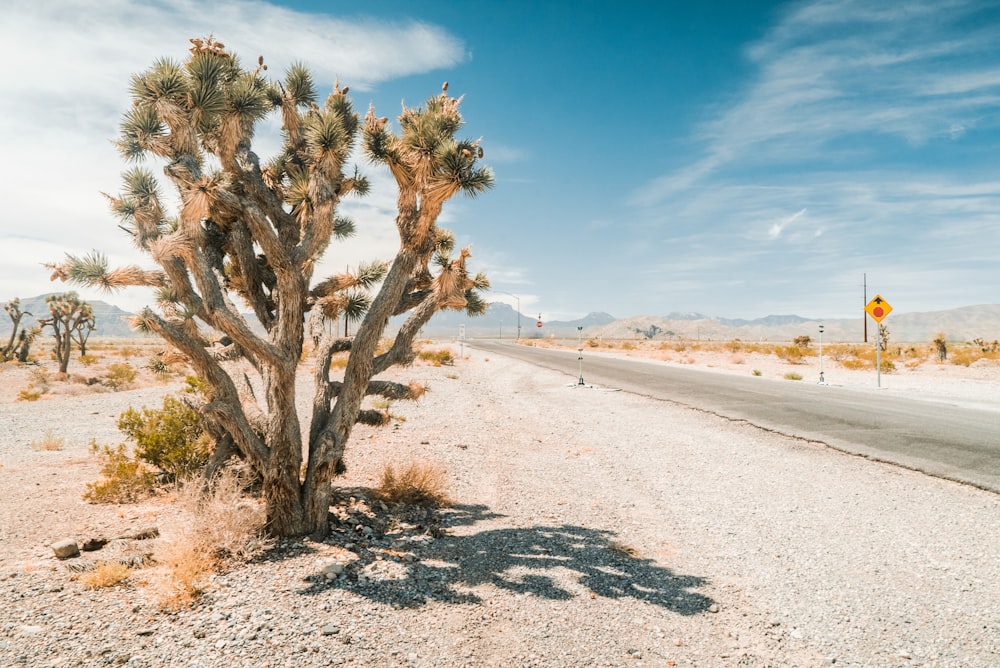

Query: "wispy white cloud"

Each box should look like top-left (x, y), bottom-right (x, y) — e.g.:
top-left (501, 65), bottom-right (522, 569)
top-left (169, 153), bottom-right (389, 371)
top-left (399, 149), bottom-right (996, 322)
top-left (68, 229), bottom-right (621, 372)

top-left (635, 0), bottom-right (1000, 205)
top-left (768, 208), bottom-right (807, 240)
top-left (0, 0), bottom-right (466, 309)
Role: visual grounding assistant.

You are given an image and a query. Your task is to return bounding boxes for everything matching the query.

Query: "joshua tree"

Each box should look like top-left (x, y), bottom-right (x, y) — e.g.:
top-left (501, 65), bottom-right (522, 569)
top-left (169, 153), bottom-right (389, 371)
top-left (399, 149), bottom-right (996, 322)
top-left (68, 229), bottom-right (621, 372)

top-left (933, 333), bottom-right (948, 361)
top-left (2, 298), bottom-right (34, 361)
top-left (878, 323), bottom-right (890, 353)
top-left (48, 37), bottom-right (492, 537)
top-left (37, 292), bottom-right (95, 373)
top-left (71, 309), bottom-right (98, 356)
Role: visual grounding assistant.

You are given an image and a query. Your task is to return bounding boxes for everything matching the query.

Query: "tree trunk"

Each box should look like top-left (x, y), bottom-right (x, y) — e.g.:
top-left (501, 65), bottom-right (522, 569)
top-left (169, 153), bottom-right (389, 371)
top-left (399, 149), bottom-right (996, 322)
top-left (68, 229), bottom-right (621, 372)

top-left (262, 353), bottom-right (309, 536)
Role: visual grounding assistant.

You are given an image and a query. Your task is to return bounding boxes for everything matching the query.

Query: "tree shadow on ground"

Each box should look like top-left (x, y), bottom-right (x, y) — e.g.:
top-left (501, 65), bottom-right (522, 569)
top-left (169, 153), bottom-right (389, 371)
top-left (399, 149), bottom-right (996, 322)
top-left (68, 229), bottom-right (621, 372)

top-left (294, 501), bottom-right (713, 615)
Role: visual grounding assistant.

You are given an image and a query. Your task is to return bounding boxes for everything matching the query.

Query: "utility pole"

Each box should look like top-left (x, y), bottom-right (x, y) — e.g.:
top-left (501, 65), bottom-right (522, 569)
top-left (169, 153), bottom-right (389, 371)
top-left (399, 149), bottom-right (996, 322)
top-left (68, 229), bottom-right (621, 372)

top-left (499, 291), bottom-right (521, 340)
top-left (863, 273), bottom-right (867, 343)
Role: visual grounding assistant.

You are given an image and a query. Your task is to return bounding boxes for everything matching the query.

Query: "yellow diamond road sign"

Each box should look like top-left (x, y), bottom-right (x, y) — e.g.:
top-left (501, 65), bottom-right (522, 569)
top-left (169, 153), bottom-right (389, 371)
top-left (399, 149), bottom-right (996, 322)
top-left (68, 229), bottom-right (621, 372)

top-left (865, 294), bottom-right (893, 322)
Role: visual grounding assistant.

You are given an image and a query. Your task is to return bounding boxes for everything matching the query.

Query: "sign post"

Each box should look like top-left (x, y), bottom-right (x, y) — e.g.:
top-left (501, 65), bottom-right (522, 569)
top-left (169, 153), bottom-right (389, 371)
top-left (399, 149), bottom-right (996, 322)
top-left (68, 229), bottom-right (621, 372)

top-left (864, 295), bottom-right (893, 388)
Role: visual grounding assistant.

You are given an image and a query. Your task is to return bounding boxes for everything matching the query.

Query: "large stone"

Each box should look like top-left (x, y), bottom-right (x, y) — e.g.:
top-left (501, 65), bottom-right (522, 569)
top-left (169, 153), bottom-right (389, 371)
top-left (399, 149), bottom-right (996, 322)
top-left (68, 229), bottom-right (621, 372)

top-left (51, 539), bottom-right (80, 559)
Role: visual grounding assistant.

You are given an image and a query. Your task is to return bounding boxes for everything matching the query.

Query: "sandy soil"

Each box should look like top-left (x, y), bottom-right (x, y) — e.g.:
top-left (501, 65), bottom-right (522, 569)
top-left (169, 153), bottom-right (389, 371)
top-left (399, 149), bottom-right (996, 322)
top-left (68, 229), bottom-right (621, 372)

top-left (1, 341), bottom-right (998, 666)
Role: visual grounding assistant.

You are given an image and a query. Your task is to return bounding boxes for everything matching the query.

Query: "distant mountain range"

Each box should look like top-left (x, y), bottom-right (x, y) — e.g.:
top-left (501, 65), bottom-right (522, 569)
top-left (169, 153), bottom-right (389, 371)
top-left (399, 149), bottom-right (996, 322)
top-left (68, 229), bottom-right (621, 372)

top-left (4, 294), bottom-right (998, 343)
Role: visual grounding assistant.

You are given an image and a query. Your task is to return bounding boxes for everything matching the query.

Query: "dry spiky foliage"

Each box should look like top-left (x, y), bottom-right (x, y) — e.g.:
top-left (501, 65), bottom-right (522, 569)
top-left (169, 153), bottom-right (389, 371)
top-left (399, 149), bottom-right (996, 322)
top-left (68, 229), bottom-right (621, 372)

top-left (30, 429), bottom-right (64, 451)
top-left (375, 461), bottom-right (451, 507)
top-left (79, 562), bottom-right (131, 589)
top-left (48, 38), bottom-right (493, 537)
top-left (148, 470), bottom-right (266, 609)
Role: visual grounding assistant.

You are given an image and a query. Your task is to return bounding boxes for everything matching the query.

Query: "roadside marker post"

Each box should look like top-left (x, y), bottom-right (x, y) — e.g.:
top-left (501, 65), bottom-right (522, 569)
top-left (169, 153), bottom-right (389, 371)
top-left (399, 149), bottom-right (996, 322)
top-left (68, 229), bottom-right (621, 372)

top-left (576, 326), bottom-right (585, 386)
top-left (818, 324), bottom-right (825, 384)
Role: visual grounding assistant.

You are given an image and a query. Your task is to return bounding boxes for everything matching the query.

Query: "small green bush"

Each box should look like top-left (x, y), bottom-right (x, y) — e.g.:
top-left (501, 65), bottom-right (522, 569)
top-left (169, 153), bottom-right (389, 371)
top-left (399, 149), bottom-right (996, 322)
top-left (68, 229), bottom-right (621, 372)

top-left (783, 372), bottom-right (803, 381)
top-left (103, 362), bottom-right (138, 391)
top-left (117, 395), bottom-right (211, 479)
top-left (84, 441), bottom-right (157, 503)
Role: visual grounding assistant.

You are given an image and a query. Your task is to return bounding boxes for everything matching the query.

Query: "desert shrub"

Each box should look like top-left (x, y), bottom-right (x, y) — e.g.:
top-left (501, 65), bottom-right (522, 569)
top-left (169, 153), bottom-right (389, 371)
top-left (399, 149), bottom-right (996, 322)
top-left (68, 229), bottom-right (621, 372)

top-left (149, 470), bottom-right (266, 610)
top-left (620, 341), bottom-right (636, 351)
top-left (30, 366), bottom-right (51, 387)
top-left (80, 562), bottom-right (131, 589)
top-left (79, 354), bottom-right (99, 366)
top-left (103, 362), bottom-right (138, 391)
top-left (793, 335), bottom-right (812, 348)
top-left (375, 461), bottom-right (451, 507)
top-left (880, 359), bottom-right (896, 373)
top-left (84, 442), bottom-right (157, 503)
top-left (948, 349), bottom-right (977, 367)
top-left (181, 374), bottom-right (211, 397)
top-left (728, 339), bottom-right (743, 353)
top-left (417, 349), bottom-right (455, 366)
top-left (783, 372), bottom-right (803, 381)
top-left (972, 337), bottom-right (999, 353)
top-left (117, 395), bottom-right (211, 480)
top-left (751, 369), bottom-right (762, 376)
top-left (776, 345), bottom-right (807, 364)
top-left (842, 359), bottom-right (867, 370)
top-left (30, 429), bottom-right (64, 451)
top-left (16, 389), bottom-right (42, 402)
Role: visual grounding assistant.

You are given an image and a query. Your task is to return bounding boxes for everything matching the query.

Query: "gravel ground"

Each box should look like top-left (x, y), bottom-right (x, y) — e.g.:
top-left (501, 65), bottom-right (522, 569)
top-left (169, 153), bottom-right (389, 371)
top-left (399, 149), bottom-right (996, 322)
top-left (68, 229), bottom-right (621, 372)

top-left (1, 347), bottom-right (998, 667)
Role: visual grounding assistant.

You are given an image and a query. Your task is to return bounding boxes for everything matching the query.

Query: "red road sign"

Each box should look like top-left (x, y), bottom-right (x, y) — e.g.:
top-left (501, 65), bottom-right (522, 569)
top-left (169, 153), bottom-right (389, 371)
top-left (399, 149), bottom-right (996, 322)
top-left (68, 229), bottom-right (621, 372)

top-left (536, 321), bottom-right (542, 328)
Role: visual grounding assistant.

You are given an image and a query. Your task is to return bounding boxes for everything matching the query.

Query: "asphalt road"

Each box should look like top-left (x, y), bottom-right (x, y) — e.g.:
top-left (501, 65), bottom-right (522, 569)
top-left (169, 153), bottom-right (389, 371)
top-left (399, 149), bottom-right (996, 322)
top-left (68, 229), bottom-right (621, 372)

top-left (470, 340), bottom-right (1000, 493)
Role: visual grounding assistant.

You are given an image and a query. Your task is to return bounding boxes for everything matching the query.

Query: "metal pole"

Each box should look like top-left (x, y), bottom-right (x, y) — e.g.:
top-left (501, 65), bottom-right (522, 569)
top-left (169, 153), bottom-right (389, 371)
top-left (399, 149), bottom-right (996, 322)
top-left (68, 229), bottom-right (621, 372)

top-left (818, 323), bottom-right (825, 384)
top-left (577, 326), bottom-right (585, 386)
top-left (499, 291), bottom-right (520, 341)
top-left (875, 319), bottom-right (881, 388)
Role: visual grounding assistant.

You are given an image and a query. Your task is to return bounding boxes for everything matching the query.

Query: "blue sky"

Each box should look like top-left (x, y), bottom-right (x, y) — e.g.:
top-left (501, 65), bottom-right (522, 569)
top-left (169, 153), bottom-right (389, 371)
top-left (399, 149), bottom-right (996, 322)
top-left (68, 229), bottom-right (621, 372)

top-left (1, 0), bottom-right (998, 321)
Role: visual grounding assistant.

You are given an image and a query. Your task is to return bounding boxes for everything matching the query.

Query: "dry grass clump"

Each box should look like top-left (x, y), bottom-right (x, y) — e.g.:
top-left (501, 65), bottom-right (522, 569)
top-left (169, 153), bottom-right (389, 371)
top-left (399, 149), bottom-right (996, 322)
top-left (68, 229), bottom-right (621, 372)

top-left (417, 348), bottom-right (455, 366)
top-left (948, 343), bottom-right (1000, 367)
top-left (375, 461), bottom-right (451, 507)
top-left (147, 470), bottom-right (267, 610)
top-left (608, 540), bottom-right (640, 557)
top-left (30, 429), bottom-right (64, 451)
top-left (80, 562), bottom-right (131, 589)
top-left (783, 372), bottom-right (803, 381)
top-left (79, 354), bottom-right (100, 366)
top-left (17, 388), bottom-right (43, 402)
